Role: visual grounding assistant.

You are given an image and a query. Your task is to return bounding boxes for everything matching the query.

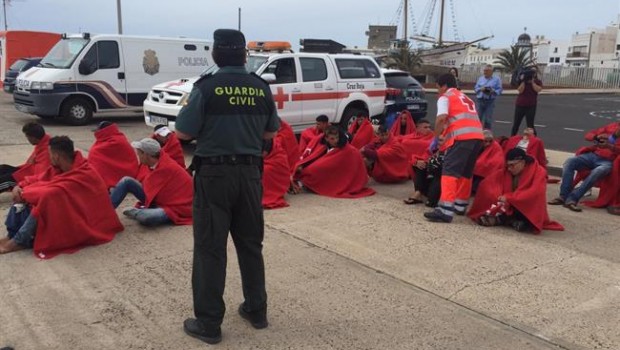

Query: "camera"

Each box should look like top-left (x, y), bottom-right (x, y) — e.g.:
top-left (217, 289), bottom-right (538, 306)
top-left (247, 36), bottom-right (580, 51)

top-left (482, 87), bottom-right (492, 94)
top-left (519, 67), bottom-right (536, 83)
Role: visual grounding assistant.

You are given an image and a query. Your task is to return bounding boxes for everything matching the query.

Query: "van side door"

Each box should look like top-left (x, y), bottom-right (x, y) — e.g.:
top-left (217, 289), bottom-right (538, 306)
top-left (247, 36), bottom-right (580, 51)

top-left (261, 56), bottom-right (303, 125)
top-left (76, 39), bottom-right (127, 110)
top-left (298, 56), bottom-right (337, 123)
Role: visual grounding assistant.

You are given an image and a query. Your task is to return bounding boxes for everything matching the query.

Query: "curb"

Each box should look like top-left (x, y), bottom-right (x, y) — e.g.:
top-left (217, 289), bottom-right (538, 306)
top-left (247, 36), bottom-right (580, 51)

top-left (424, 89), bottom-right (620, 96)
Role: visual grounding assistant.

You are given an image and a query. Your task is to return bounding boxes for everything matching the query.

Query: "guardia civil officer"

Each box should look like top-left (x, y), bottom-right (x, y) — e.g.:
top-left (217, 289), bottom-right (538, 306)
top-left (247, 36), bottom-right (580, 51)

top-left (175, 29), bottom-right (280, 345)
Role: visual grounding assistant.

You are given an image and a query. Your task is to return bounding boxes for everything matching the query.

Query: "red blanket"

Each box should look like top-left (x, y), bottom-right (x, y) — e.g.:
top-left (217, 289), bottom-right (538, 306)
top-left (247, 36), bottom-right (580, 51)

top-left (21, 152), bottom-right (124, 259)
top-left (294, 140), bottom-right (375, 198)
top-left (390, 110), bottom-right (415, 137)
top-left (468, 162), bottom-right (564, 234)
top-left (142, 152), bottom-right (193, 225)
top-left (160, 132), bottom-right (185, 169)
top-left (503, 136), bottom-right (547, 167)
top-left (277, 120), bottom-right (300, 173)
top-left (262, 139), bottom-right (290, 209)
top-left (474, 141), bottom-right (505, 178)
top-left (12, 134), bottom-right (52, 183)
top-left (88, 124), bottom-right (139, 188)
top-left (371, 137), bottom-right (410, 183)
top-left (299, 126), bottom-right (322, 154)
top-left (348, 119), bottom-right (374, 149)
top-left (574, 147), bottom-right (620, 208)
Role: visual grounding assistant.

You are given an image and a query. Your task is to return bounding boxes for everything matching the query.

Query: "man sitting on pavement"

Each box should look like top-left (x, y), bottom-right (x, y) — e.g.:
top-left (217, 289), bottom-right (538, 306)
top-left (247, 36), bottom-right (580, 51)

top-left (549, 121), bottom-right (620, 212)
top-left (299, 115), bottom-right (330, 154)
top-left (472, 130), bottom-right (505, 194)
top-left (399, 118), bottom-right (435, 161)
top-left (348, 113), bottom-right (374, 149)
top-left (0, 136), bottom-right (123, 257)
top-left (361, 125), bottom-right (409, 183)
top-left (403, 146), bottom-right (443, 208)
top-left (277, 119), bottom-right (300, 173)
top-left (0, 122), bottom-right (51, 193)
top-left (262, 138), bottom-right (290, 209)
top-left (88, 121), bottom-right (139, 189)
top-left (153, 125), bottom-right (185, 168)
top-left (292, 126), bottom-right (375, 198)
top-left (109, 138), bottom-right (193, 226)
top-left (502, 127), bottom-right (547, 168)
top-left (390, 110), bottom-right (416, 138)
top-left (468, 148), bottom-right (564, 234)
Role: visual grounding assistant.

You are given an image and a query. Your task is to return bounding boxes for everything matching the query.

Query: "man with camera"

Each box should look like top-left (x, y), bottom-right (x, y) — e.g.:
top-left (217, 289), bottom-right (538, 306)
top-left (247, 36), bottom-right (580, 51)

top-left (474, 65), bottom-right (503, 130)
top-left (511, 66), bottom-right (543, 136)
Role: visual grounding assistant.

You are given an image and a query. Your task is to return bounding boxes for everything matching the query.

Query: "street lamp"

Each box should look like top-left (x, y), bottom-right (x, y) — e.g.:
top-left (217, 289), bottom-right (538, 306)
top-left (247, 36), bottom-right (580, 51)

top-left (116, 0), bottom-right (123, 34)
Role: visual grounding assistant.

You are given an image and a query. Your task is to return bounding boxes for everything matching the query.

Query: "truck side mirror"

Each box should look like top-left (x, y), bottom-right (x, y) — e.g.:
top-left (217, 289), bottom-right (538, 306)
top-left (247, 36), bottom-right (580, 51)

top-left (260, 73), bottom-right (277, 84)
top-left (78, 59), bottom-right (96, 75)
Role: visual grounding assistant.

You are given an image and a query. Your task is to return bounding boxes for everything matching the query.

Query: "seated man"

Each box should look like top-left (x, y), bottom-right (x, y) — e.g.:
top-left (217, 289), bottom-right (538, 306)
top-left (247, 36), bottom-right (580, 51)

top-left (502, 127), bottom-right (547, 167)
top-left (292, 126), bottom-right (375, 198)
top-left (277, 119), bottom-right (300, 173)
top-left (88, 121), bottom-right (139, 188)
top-left (110, 138), bottom-right (193, 226)
top-left (398, 118), bottom-right (435, 159)
top-left (0, 122), bottom-right (51, 193)
top-left (0, 136), bottom-right (123, 257)
top-left (404, 149), bottom-right (443, 208)
top-left (299, 115), bottom-right (330, 154)
top-left (549, 121), bottom-right (620, 212)
top-left (262, 138), bottom-right (290, 209)
top-left (468, 148), bottom-right (564, 234)
top-left (361, 125), bottom-right (409, 183)
top-left (390, 110), bottom-right (416, 138)
top-left (348, 113), bottom-right (374, 149)
top-left (153, 125), bottom-right (185, 168)
top-left (472, 130), bottom-right (505, 194)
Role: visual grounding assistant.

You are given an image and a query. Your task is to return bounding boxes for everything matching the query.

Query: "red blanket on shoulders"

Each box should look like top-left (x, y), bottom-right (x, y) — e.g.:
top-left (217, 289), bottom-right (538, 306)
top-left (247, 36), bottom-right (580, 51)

top-left (468, 161), bottom-right (564, 234)
top-left (474, 141), bottom-right (505, 178)
top-left (399, 132), bottom-right (434, 163)
top-left (503, 135), bottom-right (547, 167)
top-left (88, 124), bottom-right (139, 188)
top-left (348, 119), bottom-right (374, 149)
top-left (12, 134), bottom-right (52, 183)
top-left (371, 137), bottom-right (410, 183)
top-left (573, 147), bottom-right (620, 208)
top-left (21, 152), bottom-right (124, 259)
top-left (277, 120), bottom-right (300, 173)
top-left (299, 126), bottom-right (321, 155)
top-left (142, 152), bottom-right (193, 225)
top-left (390, 111), bottom-right (415, 137)
top-left (262, 139), bottom-right (290, 209)
top-left (160, 132), bottom-right (185, 169)
top-left (294, 139), bottom-right (375, 198)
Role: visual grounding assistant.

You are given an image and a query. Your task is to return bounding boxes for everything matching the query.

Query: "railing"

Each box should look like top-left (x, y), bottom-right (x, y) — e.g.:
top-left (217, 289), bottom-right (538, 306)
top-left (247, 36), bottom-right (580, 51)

top-left (566, 52), bottom-right (587, 58)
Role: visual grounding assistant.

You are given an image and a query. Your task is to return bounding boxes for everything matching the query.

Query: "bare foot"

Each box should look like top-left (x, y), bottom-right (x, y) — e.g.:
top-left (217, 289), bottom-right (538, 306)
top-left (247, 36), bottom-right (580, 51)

top-left (0, 239), bottom-right (25, 254)
top-left (0, 237), bottom-right (10, 244)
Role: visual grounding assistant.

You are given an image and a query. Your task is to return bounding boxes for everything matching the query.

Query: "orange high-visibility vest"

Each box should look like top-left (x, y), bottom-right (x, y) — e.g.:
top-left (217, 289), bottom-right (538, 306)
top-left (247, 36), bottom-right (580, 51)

top-left (439, 88), bottom-right (483, 150)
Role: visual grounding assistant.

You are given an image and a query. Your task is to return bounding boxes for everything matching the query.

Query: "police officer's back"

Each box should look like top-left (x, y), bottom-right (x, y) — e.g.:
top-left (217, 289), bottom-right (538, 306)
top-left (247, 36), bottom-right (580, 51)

top-left (175, 29), bottom-right (279, 345)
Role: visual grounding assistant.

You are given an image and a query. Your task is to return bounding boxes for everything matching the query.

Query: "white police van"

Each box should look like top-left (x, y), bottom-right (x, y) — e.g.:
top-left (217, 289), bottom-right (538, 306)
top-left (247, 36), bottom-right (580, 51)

top-left (144, 49), bottom-right (386, 132)
top-left (13, 33), bottom-right (213, 125)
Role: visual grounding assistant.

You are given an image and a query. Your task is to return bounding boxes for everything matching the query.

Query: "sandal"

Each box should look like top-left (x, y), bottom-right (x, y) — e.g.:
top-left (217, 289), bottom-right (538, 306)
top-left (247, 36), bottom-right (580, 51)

top-left (607, 206), bottom-right (620, 216)
top-left (564, 202), bottom-right (582, 212)
top-left (477, 215), bottom-right (498, 227)
top-left (548, 197), bottom-right (565, 205)
top-left (403, 197), bottom-right (423, 205)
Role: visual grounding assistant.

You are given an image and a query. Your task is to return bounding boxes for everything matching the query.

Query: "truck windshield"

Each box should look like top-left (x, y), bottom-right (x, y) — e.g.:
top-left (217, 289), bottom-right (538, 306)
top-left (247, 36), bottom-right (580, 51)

top-left (246, 56), bottom-right (268, 73)
top-left (39, 38), bottom-right (89, 69)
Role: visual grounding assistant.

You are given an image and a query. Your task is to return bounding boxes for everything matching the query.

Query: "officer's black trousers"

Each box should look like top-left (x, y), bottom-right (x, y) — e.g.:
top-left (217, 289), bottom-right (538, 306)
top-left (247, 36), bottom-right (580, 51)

top-left (192, 163), bottom-right (267, 329)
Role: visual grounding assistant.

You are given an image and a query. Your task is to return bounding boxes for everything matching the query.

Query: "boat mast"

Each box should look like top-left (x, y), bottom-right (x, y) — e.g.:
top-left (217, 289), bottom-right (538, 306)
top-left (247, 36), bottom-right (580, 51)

top-left (438, 0), bottom-right (445, 46)
top-left (403, 0), bottom-right (408, 42)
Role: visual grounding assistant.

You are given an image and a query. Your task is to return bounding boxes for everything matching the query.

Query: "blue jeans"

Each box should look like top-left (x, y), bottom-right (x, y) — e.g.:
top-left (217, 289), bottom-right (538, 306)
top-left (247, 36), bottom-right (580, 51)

top-left (5, 206), bottom-right (37, 248)
top-left (477, 98), bottom-right (496, 130)
top-left (125, 207), bottom-right (172, 226)
top-left (110, 177), bottom-right (146, 208)
top-left (560, 152), bottom-right (613, 204)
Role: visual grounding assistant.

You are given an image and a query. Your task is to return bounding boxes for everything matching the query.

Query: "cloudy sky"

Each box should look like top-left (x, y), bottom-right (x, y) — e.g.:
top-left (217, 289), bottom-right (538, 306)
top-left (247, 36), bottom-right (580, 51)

top-left (5, 0), bottom-right (620, 49)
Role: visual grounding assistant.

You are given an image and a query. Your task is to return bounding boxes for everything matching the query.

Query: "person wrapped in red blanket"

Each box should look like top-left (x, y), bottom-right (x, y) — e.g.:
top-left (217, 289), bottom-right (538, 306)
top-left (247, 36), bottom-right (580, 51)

top-left (299, 115), bottom-right (330, 154)
top-left (0, 136), bottom-right (123, 257)
top-left (153, 125), bottom-right (185, 168)
top-left (292, 126), bottom-right (375, 198)
top-left (469, 148), bottom-right (564, 234)
top-left (473, 130), bottom-right (505, 194)
top-left (361, 125), bottom-right (409, 183)
top-left (502, 127), bottom-right (547, 167)
top-left (277, 119), bottom-right (300, 173)
top-left (390, 110), bottom-right (416, 138)
top-left (109, 138), bottom-right (193, 226)
top-left (398, 118), bottom-right (435, 162)
top-left (348, 114), bottom-right (374, 149)
top-left (0, 122), bottom-right (51, 193)
top-left (262, 138), bottom-right (290, 209)
top-left (88, 121), bottom-right (139, 188)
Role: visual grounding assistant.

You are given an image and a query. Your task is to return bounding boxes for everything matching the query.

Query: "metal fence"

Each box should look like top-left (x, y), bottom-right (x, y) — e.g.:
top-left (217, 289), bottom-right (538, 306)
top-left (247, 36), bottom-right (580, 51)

top-left (458, 64), bottom-right (620, 89)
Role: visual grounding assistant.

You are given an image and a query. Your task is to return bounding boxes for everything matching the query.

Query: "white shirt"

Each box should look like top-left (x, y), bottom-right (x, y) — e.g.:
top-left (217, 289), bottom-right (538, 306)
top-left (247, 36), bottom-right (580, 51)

top-left (437, 96), bottom-right (449, 116)
top-left (517, 139), bottom-right (529, 151)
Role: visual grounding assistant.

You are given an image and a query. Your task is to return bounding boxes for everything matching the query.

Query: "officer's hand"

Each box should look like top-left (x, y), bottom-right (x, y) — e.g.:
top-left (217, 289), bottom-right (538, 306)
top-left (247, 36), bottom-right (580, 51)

top-left (12, 186), bottom-right (23, 203)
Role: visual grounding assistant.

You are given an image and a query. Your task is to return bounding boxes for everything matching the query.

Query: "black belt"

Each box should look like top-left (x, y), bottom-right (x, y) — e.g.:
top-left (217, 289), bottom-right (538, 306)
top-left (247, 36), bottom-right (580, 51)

top-left (197, 155), bottom-right (262, 165)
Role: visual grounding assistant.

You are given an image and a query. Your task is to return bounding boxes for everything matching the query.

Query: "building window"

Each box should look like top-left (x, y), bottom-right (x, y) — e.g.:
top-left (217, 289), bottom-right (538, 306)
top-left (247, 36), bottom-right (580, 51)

top-left (549, 58), bottom-right (554, 63)
top-left (554, 47), bottom-right (558, 53)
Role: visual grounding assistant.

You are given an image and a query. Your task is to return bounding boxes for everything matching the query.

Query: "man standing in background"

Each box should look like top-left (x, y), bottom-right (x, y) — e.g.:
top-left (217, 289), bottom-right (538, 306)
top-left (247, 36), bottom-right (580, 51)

top-left (474, 64), bottom-right (503, 130)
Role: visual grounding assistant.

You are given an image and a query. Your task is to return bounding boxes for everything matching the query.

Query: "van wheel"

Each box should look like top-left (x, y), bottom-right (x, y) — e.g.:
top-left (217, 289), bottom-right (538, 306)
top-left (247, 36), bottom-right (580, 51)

top-left (340, 107), bottom-right (367, 130)
top-left (61, 97), bottom-right (93, 126)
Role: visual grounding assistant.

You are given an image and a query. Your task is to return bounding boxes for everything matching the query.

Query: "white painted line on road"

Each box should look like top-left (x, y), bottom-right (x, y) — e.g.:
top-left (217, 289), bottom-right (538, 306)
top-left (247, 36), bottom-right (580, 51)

top-left (564, 128), bottom-right (584, 132)
top-left (534, 124), bottom-right (547, 128)
top-left (495, 120), bottom-right (511, 124)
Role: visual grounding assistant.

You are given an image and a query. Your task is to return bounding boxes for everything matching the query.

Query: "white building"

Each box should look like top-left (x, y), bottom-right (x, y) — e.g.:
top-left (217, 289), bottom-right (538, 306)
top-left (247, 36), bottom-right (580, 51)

top-left (463, 47), bottom-right (505, 66)
top-left (532, 36), bottom-right (569, 66)
top-left (566, 24), bottom-right (619, 67)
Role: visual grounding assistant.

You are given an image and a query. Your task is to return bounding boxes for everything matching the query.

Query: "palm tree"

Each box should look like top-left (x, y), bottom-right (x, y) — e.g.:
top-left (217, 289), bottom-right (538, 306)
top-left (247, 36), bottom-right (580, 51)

top-left (385, 47), bottom-right (423, 74)
top-left (495, 45), bottom-right (536, 73)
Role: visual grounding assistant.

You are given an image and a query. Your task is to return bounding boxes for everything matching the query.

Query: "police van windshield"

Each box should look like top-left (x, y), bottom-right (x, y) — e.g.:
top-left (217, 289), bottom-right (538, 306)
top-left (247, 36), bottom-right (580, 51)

top-left (40, 38), bottom-right (90, 69)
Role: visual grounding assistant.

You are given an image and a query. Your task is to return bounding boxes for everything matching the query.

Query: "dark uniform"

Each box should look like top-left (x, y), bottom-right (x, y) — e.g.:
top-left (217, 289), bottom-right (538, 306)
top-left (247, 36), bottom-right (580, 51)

top-left (177, 29), bottom-right (280, 344)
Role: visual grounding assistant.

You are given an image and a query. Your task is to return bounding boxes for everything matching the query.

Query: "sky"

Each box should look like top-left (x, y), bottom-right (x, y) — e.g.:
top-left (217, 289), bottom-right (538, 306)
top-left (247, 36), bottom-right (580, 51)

top-left (4, 0), bottom-right (620, 49)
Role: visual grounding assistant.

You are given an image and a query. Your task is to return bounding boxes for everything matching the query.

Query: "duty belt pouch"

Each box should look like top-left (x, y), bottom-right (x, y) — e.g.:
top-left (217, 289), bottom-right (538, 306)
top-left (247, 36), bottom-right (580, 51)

top-left (189, 156), bottom-right (202, 176)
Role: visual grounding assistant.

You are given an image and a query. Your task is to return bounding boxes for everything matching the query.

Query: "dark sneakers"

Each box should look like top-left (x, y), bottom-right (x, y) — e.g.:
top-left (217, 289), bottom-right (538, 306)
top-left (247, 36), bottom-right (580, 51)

top-left (183, 318), bottom-right (222, 345)
top-left (238, 303), bottom-right (268, 329)
top-left (424, 209), bottom-right (453, 223)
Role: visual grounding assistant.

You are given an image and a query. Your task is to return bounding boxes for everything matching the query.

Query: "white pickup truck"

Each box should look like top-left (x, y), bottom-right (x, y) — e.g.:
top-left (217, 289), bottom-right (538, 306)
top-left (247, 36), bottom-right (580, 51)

top-left (143, 52), bottom-right (386, 132)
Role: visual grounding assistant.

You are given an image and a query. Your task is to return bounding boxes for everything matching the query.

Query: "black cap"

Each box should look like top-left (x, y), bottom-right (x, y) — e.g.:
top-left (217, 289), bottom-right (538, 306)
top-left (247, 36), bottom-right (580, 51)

top-left (213, 29), bottom-right (246, 50)
top-left (506, 148), bottom-right (533, 162)
top-left (316, 115), bottom-right (329, 123)
top-left (92, 121), bottom-right (113, 132)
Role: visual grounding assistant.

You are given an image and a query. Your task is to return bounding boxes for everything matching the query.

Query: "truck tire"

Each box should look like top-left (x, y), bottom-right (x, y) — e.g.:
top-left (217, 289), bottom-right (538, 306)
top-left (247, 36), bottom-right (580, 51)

top-left (61, 97), bottom-right (93, 126)
top-left (340, 107), bottom-right (367, 130)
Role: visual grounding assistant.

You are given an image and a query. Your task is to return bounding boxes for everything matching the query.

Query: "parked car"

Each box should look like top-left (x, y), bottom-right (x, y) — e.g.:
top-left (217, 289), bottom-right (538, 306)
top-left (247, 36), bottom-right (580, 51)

top-left (4, 57), bottom-right (42, 93)
top-left (382, 68), bottom-right (427, 124)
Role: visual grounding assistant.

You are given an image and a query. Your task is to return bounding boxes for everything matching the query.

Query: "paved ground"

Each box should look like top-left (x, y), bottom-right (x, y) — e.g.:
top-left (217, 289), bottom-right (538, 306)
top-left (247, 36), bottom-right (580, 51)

top-left (0, 93), bottom-right (619, 350)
